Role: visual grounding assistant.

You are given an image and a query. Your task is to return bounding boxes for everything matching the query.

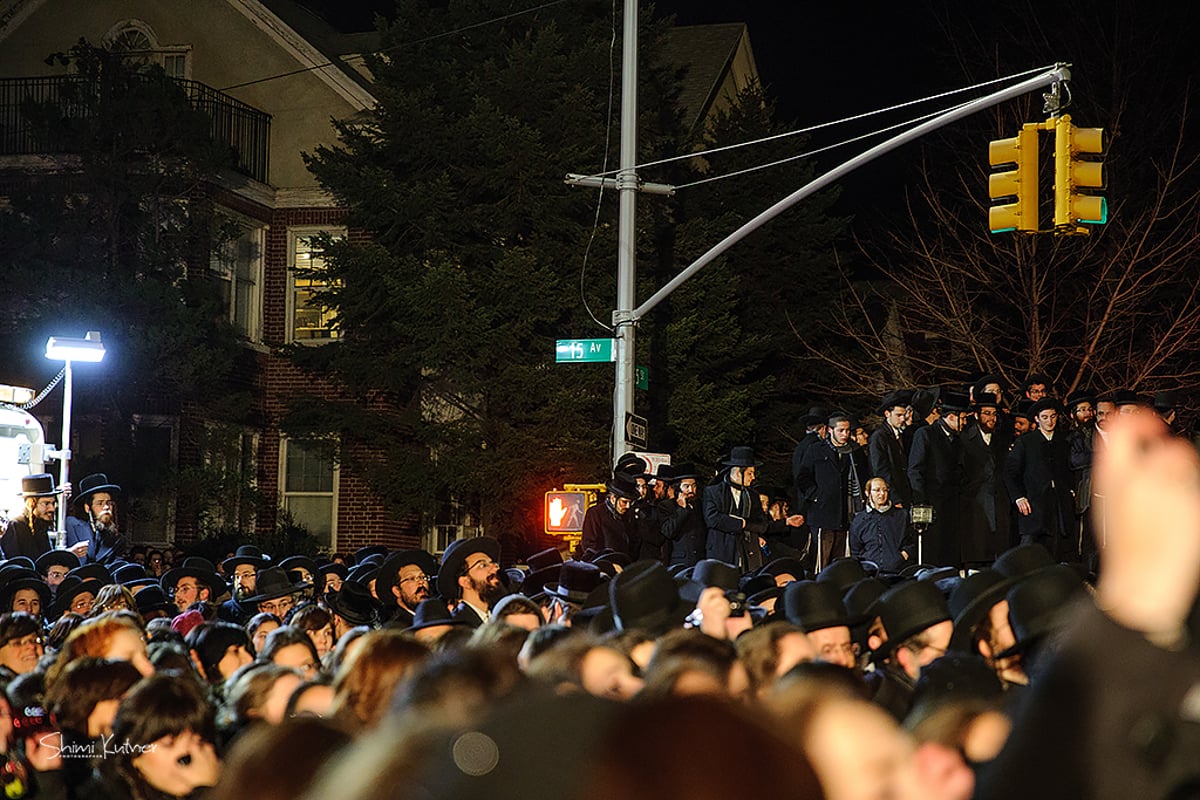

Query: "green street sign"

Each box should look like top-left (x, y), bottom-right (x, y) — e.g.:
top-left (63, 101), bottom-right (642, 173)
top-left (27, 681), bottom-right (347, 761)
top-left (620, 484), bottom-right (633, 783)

top-left (635, 365), bottom-right (649, 390)
top-left (556, 339), bottom-right (615, 363)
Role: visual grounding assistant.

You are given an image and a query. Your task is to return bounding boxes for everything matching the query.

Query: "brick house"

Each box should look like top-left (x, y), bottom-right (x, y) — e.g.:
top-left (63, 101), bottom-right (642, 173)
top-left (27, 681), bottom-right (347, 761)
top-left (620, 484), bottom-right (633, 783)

top-left (0, 0), bottom-right (759, 557)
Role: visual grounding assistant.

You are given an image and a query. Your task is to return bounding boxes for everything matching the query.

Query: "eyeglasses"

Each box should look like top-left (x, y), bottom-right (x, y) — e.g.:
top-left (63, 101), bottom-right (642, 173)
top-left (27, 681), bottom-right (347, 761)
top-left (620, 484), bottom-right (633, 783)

top-left (3, 636), bottom-right (43, 649)
top-left (233, 570), bottom-right (258, 580)
top-left (399, 574), bottom-right (430, 586)
top-left (70, 597), bottom-right (93, 612)
top-left (45, 570), bottom-right (69, 580)
top-left (818, 642), bottom-right (859, 659)
top-left (467, 558), bottom-right (497, 573)
top-left (259, 598), bottom-right (294, 616)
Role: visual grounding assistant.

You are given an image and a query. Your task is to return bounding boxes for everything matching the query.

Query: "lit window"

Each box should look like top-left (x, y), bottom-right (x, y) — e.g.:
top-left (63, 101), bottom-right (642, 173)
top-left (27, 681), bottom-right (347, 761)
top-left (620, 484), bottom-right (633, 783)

top-left (288, 229), bottom-right (343, 344)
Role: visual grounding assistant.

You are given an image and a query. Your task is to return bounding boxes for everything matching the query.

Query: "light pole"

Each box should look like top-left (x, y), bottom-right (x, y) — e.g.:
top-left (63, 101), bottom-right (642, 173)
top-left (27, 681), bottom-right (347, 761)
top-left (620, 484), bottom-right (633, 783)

top-left (44, 331), bottom-right (105, 539)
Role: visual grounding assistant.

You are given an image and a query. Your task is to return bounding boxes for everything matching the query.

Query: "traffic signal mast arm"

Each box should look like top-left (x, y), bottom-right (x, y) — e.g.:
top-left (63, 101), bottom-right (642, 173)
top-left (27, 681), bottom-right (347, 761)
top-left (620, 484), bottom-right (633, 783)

top-left (629, 64), bottom-right (1072, 323)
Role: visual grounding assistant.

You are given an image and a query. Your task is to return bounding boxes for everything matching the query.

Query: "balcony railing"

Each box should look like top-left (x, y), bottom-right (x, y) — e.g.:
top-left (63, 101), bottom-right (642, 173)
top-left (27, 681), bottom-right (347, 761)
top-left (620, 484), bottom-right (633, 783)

top-left (0, 75), bottom-right (271, 183)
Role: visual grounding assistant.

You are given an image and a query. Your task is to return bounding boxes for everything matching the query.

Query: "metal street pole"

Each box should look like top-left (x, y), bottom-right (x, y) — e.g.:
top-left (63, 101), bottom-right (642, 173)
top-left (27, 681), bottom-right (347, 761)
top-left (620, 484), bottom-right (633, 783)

top-left (611, 0), bottom-right (639, 465)
top-left (57, 358), bottom-right (72, 542)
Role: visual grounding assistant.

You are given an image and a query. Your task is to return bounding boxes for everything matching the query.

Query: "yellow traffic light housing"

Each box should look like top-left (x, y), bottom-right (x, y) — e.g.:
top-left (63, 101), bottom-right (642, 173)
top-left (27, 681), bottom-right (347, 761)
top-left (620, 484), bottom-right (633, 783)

top-left (1053, 114), bottom-right (1107, 232)
top-left (988, 124), bottom-right (1040, 233)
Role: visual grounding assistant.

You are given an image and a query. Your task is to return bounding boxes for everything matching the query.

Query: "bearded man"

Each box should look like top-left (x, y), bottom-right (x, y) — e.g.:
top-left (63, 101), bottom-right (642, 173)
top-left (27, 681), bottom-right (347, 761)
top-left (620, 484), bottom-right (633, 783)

top-left (64, 473), bottom-right (127, 565)
top-left (377, 550), bottom-right (437, 628)
top-left (438, 536), bottom-right (506, 629)
top-left (2, 474), bottom-right (62, 561)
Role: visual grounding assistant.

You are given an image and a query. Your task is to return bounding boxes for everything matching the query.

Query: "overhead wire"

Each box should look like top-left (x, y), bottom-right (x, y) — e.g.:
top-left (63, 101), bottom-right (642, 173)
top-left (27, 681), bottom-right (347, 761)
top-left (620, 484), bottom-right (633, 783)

top-left (581, 63), bottom-right (1057, 180)
top-left (219, 0), bottom-right (576, 92)
top-left (577, 0), bottom-right (619, 333)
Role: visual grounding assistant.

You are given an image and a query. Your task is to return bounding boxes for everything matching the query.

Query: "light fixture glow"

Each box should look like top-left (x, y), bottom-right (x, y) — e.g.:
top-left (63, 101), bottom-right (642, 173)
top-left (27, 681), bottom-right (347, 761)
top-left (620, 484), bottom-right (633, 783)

top-left (45, 331), bottom-right (105, 363)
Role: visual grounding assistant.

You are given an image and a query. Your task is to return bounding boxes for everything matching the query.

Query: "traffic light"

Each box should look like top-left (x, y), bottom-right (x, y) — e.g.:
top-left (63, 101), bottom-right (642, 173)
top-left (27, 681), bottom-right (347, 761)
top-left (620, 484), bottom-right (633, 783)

top-left (1053, 114), bottom-right (1107, 230)
top-left (988, 123), bottom-right (1040, 233)
top-left (544, 491), bottom-right (587, 534)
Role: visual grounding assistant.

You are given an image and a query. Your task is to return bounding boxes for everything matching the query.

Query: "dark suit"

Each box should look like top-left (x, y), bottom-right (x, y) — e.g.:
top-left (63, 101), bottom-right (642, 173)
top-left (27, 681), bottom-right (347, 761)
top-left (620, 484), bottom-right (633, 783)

top-left (796, 439), bottom-right (869, 569)
top-left (579, 498), bottom-right (634, 558)
top-left (906, 419), bottom-right (961, 566)
top-left (660, 497), bottom-right (706, 568)
top-left (958, 425), bottom-right (1011, 565)
top-left (868, 424), bottom-right (911, 506)
top-left (1004, 429), bottom-right (1074, 558)
top-left (0, 516), bottom-right (53, 561)
top-left (702, 478), bottom-right (761, 572)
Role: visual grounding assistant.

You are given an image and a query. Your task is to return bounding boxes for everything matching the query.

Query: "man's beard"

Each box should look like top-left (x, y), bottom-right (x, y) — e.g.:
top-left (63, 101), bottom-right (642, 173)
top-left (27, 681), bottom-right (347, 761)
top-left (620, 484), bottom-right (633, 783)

top-left (94, 516), bottom-right (119, 546)
top-left (470, 574), bottom-right (506, 606)
top-left (400, 584), bottom-right (429, 609)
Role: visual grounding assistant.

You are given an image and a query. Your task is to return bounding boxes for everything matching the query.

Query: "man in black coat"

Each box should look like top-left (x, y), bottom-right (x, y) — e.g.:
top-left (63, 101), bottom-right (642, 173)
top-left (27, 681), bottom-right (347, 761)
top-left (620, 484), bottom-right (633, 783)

top-left (705, 447), bottom-right (803, 572)
top-left (907, 390), bottom-right (969, 567)
top-left (658, 464), bottom-right (706, 569)
top-left (868, 390), bottom-right (913, 507)
top-left (791, 408), bottom-right (827, 512)
top-left (958, 392), bottom-right (1012, 568)
top-left (1, 474), bottom-right (60, 561)
top-left (1004, 398), bottom-right (1075, 560)
top-left (796, 415), bottom-right (870, 572)
top-left (579, 475), bottom-right (639, 559)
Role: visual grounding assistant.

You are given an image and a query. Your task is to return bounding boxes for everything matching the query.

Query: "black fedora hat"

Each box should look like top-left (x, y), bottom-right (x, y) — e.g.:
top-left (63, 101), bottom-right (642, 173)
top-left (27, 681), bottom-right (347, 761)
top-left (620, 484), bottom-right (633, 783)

top-left (720, 446), bottom-right (761, 468)
top-left (973, 392), bottom-right (1001, 410)
top-left (66, 563), bottom-right (113, 586)
top-left (614, 453), bottom-right (651, 479)
top-left (843, 577), bottom-right (888, 627)
top-left (132, 585), bottom-right (173, 618)
top-left (679, 559), bottom-right (740, 604)
top-left (241, 567), bottom-right (310, 605)
top-left (18, 474), bottom-right (61, 498)
top-left (1010, 399), bottom-right (1034, 421)
top-left (0, 569), bottom-right (50, 613)
top-left (783, 580), bottom-right (850, 633)
top-left (947, 569), bottom-right (1015, 654)
top-left (221, 545), bottom-right (271, 574)
top-left (604, 474), bottom-right (640, 502)
top-left (352, 545), bottom-right (388, 566)
top-left (376, 549), bottom-right (438, 605)
top-left (319, 562), bottom-right (349, 582)
top-left (437, 537), bottom-right (500, 601)
top-left (816, 558), bottom-right (868, 594)
top-left (520, 548), bottom-right (563, 595)
top-left (345, 563), bottom-right (379, 587)
top-left (278, 555), bottom-right (326, 595)
top-left (160, 558), bottom-right (225, 599)
top-left (877, 579), bottom-right (951, 653)
top-left (993, 543), bottom-right (1055, 581)
top-left (911, 388), bottom-right (939, 418)
top-left (664, 462), bottom-right (699, 482)
top-left (35, 550), bottom-right (79, 576)
top-left (800, 405), bottom-right (829, 427)
top-left (758, 556), bottom-right (806, 587)
top-left (877, 390), bottom-right (911, 414)
top-left (50, 576), bottom-right (102, 618)
top-left (1065, 390), bottom-right (1097, 410)
top-left (405, 597), bottom-right (470, 633)
top-left (1028, 398), bottom-right (1062, 418)
top-left (325, 580), bottom-right (378, 627)
top-left (72, 473), bottom-right (121, 510)
top-left (544, 560), bottom-right (607, 604)
top-left (939, 389), bottom-right (972, 414)
top-left (998, 565), bottom-right (1086, 660)
top-left (609, 560), bottom-right (692, 636)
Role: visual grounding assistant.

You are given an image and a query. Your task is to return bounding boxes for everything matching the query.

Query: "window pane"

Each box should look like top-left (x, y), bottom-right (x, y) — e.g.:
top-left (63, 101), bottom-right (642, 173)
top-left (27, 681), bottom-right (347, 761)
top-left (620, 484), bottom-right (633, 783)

top-left (285, 441), bottom-right (333, 493)
top-left (285, 496), bottom-right (333, 543)
top-left (291, 234), bottom-right (341, 341)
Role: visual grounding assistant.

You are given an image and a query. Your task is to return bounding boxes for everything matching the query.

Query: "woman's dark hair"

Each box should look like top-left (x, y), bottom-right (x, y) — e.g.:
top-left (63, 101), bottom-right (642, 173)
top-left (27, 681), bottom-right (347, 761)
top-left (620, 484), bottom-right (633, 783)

top-left (258, 626), bottom-right (321, 672)
top-left (0, 612), bottom-right (41, 649)
top-left (148, 641), bottom-right (198, 679)
top-left (245, 613), bottom-right (282, 656)
top-left (44, 612), bottom-right (85, 652)
top-left (45, 657), bottom-right (142, 735)
top-left (187, 622), bottom-right (252, 684)
top-left (289, 605), bottom-right (331, 633)
top-left (102, 675), bottom-right (216, 800)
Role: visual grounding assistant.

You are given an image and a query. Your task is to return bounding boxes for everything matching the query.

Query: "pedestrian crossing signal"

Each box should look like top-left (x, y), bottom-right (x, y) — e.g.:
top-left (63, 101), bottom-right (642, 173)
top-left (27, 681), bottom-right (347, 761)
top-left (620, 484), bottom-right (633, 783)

top-left (545, 491), bottom-right (587, 534)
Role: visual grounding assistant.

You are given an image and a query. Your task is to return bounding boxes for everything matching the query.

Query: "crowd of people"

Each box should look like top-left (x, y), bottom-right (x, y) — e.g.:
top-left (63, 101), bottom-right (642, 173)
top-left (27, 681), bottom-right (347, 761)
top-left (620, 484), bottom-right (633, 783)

top-left (0, 385), bottom-right (1192, 798)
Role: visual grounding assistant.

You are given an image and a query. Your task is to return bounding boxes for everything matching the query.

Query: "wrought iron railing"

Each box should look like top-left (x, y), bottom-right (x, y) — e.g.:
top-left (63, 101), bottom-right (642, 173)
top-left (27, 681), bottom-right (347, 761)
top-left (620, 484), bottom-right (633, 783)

top-left (0, 75), bottom-right (271, 183)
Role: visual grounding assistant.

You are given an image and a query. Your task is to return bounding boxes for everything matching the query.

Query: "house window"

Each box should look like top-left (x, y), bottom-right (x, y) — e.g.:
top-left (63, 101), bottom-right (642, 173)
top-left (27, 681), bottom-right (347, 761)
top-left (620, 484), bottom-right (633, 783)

top-left (280, 438), bottom-right (338, 546)
top-left (210, 218), bottom-right (264, 341)
top-left (200, 422), bottom-right (259, 535)
top-left (130, 415), bottom-right (179, 544)
top-left (104, 20), bottom-right (192, 79)
top-left (287, 228), bottom-right (343, 343)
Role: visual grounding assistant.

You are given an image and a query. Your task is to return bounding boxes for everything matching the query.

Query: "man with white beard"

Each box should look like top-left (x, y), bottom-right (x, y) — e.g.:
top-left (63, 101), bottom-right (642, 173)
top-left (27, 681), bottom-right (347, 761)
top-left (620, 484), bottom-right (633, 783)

top-left (65, 473), bottom-right (128, 565)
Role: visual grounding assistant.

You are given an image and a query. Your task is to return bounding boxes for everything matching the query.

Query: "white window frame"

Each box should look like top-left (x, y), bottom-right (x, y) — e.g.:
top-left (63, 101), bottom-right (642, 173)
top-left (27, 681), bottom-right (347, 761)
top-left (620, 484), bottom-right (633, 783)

top-left (286, 226), bottom-right (345, 345)
top-left (210, 213), bottom-right (265, 343)
top-left (278, 436), bottom-right (340, 549)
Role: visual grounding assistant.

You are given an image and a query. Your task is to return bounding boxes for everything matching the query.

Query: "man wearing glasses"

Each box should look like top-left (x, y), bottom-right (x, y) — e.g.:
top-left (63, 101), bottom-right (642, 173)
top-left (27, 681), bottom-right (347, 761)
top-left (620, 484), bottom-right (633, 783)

top-left (1004, 397), bottom-right (1075, 560)
top-left (437, 536), bottom-right (504, 629)
top-left (377, 549), bottom-right (437, 628)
